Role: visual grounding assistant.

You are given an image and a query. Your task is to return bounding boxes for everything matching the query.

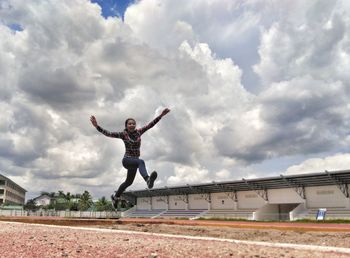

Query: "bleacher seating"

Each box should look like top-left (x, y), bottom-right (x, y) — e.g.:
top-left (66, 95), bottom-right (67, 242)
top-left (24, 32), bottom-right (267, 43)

top-left (303, 208), bottom-right (350, 220)
top-left (123, 208), bottom-right (256, 219)
top-left (124, 209), bottom-right (166, 218)
top-left (158, 209), bottom-right (207, 219)
top-left (201, 209), bottom-right (255, 220)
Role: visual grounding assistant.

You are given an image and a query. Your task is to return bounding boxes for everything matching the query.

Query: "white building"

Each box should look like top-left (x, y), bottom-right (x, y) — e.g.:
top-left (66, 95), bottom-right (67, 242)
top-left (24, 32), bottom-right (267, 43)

top-left (0, 174), bottom-right (26, 206)
top-left (33, 194), bottom-right (52, 206)
top-left (122, 169), bottom-right (350, 220)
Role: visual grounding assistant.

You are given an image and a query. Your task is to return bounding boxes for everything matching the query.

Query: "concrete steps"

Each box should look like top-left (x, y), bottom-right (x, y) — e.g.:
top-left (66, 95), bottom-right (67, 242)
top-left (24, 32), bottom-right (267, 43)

top-left (125, 209), bottom-right (166, 218)
top-left (159, 209), bottom-right (207, 219)
top-left (304, 208), bottom-right (350, 219)
top-left (202, 209), bottom-right (255, 219)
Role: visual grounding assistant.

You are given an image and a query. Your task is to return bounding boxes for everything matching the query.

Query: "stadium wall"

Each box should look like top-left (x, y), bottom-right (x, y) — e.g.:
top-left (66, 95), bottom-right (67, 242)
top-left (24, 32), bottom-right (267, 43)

top-left (253, 204), bottom-right (280, 220)
top-left (152, 196), bottom-right (168, 209)
top-left (268, 188), bottom-right (304, 204)
top-left (237, 191), bottom-right (266, 209)
top-left (211, 192), bottom-right (236, 209)
top-left (136, 197), bottom-right (151, 210)
top-left (305, 185), bottom-right (348, 208)
top-left (169, 195), bottom-right (188, 209)
top-left (188, 194), bottom-right (208, 209)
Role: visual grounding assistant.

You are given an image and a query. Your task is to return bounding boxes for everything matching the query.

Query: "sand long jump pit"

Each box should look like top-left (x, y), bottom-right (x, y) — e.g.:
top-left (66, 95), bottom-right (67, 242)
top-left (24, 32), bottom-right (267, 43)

top-left (1, 218), bottom-right (350, 257)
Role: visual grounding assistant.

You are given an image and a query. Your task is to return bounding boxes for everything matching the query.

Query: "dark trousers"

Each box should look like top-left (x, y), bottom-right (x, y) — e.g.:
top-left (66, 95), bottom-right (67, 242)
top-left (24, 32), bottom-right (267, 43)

top-left (115, 157), bottom-right (148, 197)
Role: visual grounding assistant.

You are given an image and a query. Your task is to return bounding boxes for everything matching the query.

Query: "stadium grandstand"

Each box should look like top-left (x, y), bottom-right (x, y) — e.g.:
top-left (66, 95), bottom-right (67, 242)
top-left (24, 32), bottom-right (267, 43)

top-left (121, 169), bottom-right (350, 221)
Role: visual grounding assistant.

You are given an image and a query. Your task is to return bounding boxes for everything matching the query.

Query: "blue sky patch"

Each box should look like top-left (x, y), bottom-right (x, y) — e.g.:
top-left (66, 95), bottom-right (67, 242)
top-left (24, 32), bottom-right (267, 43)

top-left (91, 0), bottom-right (134, 20)
top-left (7, 23), bottom-right (23, 32)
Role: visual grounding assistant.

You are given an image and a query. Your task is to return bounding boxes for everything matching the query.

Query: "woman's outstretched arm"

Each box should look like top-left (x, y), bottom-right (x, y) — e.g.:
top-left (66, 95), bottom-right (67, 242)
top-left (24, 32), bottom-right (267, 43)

top-left (90, 115), bottom-right (122, 138)
top-left (90, 115), bottom-right (98, 128)
top-left (161, 108), bottom-right (171, 117)
top-left (138, 108), bottom-right (171, 135)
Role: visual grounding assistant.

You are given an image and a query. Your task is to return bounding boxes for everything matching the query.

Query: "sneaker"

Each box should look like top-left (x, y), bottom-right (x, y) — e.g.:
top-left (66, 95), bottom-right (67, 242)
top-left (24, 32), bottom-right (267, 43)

top-left (147, 171), bottom-right (157, 189)
top-left (111, 193), bottom-right (120, 210)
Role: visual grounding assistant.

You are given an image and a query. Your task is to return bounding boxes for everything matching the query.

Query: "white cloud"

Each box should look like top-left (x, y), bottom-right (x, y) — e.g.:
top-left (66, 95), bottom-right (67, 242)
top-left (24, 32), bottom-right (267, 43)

top-left (167, 164), bottom-right (210, 186)
top-left (1, 0), bottom-right (350, 200)
top-left (286, 153), bottom-right (350, 175)
top-left (254, 1), bottom-right (349, 87)
top-left (215, 169), bottom-right (230, 180)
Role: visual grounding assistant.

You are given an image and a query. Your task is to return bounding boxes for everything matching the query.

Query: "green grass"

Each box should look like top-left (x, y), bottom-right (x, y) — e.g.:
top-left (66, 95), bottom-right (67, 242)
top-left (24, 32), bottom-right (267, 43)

top-left (293, 218), bottom-right (350, 224)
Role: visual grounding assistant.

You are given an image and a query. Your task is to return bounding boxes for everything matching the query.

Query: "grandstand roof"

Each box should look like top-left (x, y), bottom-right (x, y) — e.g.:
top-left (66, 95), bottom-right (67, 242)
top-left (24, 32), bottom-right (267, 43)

top-left (122, 169), bottom-right (350, 198)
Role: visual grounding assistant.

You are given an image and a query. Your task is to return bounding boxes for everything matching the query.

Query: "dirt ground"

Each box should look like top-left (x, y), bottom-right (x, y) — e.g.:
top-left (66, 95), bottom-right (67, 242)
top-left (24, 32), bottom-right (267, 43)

top-left (3, 221), bottom-right (350, 258)
top-left (2, 217), bottom-right (350, 257)
top-left (1, 216), bottom-right (350, 248)
top-left (93, 222), bottom-right (350, 248)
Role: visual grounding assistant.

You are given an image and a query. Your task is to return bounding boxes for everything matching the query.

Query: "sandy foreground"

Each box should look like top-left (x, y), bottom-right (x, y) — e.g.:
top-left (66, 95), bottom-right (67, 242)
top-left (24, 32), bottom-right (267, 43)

top-left (1, 220), bottom-right (350, 258)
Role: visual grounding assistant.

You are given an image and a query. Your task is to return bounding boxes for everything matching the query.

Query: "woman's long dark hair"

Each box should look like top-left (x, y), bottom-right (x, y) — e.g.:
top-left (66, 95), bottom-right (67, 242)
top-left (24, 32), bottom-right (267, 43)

top-left (124, 118), bottom-right (136, 129)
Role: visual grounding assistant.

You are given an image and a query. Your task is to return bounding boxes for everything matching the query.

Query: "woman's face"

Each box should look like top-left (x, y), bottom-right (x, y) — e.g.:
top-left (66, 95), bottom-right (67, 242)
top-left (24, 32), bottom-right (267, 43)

top-left (126, 119), bottom-right (136, 132)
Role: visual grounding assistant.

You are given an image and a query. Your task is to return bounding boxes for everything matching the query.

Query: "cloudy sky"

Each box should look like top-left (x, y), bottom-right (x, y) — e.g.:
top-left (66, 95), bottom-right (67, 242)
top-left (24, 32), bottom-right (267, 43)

top-left (1, 0), bottom-right (350, 200)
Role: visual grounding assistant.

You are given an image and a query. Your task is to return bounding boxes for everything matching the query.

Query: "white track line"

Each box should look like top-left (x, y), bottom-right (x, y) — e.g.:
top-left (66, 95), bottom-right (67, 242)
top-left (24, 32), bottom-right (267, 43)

top-left (2, 221), bottom-right (350, 254)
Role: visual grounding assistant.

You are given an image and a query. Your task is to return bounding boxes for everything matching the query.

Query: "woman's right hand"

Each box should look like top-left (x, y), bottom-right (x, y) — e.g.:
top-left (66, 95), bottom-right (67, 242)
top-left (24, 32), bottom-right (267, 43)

top-left (90, 115), bottom-right (98, 127)
top-left (161, 108), bottom-right (171, 117)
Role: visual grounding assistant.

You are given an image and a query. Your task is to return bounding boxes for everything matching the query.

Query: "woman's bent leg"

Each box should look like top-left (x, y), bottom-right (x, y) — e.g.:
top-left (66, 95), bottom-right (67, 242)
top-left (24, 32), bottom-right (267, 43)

top-left (137, 158), bottom-right (149, 179)
top-left (115, 168), bottom-right (137, 197)
top-left (123, 157), bottom-right (149, 181)
top-left (114, 157), bottom-right (139, 197)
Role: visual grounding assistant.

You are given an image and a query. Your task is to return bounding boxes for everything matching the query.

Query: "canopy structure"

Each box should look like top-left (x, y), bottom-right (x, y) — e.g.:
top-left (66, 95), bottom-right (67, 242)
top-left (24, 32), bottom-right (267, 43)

top-left (122, 169), bottom-right (350, 202)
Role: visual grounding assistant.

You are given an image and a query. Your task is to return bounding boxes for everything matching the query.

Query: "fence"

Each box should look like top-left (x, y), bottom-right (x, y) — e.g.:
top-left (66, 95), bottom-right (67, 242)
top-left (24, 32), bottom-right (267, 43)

top-left (0, 209), bottom-right (119, 219)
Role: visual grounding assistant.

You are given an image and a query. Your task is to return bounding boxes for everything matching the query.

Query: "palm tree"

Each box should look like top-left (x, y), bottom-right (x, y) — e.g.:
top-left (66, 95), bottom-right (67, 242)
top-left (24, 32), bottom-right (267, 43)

top-left (52, 190), bottom-right (67, 210)
top-left (57, 190), bottom-right (66, 200)
top-left (95, 196), bottom-right (114, 211)
top-left (64, 192), bottom-right (73, 210)
top-left (78, 191), bottom-right (93, 211)
top-left (65, 192), bottom-right (72, 203)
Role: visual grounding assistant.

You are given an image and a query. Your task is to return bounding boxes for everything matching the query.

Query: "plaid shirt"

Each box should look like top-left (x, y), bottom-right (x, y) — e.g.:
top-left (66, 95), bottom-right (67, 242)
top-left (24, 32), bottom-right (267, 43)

top-left (96, 115), bottom-right (162, 158)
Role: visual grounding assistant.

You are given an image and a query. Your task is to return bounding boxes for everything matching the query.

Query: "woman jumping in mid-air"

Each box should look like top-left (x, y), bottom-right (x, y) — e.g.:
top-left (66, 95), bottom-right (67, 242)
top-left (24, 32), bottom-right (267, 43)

top-left (90, 108), bottom-right (170, 209)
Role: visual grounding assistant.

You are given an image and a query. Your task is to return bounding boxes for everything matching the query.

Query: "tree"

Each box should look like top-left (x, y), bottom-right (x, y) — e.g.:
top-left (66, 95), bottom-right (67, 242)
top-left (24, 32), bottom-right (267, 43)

top-left (40, 191), bottom-right (55, 198)
top-left (78, 190), bottom-right (93, 211)
top-left (57, 190), bottom-right (66, 199)
top-left (65, 192), bottom-right (74, 210)
top-left (95, 196), bottom-right (114, 211)
top-left (65, 192), bottom-right (72, 203)
top-left (24, 199), bottom-right (37, 211)
top-left (69, 201), bottom-right (79, 211)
